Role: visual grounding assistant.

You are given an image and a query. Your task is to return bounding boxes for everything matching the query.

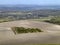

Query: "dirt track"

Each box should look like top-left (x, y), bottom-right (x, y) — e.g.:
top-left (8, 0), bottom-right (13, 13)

top-left (0, 20), bottom-right (60, 45)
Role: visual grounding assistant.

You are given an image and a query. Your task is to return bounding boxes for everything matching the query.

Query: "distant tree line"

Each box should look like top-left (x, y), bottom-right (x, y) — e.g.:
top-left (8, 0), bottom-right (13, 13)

top-left (45, 16), bottom-right (60, 25)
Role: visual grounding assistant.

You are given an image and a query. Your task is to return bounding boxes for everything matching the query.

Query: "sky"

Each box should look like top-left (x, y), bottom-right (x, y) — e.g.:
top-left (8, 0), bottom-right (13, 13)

top-left (0, 0), bottom-right (60, 5)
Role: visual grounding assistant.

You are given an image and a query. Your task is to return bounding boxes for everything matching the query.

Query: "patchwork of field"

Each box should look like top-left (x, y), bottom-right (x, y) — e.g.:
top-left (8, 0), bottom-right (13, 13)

top-left (0, 20), bottom-right (60, 45)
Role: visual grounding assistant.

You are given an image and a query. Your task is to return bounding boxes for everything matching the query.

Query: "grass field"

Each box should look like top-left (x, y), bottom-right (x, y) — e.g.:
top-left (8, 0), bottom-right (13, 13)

top-left (31, 17), bottom-right (51, 22)
top-left (17, 44), bottom-right (60, 45)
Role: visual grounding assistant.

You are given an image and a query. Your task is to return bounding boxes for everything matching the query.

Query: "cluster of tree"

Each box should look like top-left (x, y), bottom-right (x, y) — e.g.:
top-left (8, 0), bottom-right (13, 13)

top-left (11, 27), bottom-right (42, 34)
top-left (45, 17), bottom-right (60, 25)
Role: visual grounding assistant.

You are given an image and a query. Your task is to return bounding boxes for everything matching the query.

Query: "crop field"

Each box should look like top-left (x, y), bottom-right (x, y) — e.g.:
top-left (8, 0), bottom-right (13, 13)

top-left (0, 20), bottom-right (60, 45)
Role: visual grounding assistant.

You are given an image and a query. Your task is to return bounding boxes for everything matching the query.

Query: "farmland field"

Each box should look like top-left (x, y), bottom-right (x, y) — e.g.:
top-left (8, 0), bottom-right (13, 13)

top-left (0, 20), bottom-right (60, 45)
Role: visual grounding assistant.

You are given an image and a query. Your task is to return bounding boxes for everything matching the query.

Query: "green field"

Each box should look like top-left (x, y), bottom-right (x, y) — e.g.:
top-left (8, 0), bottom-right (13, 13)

top-left (31, 17), bottom-right (52, 22)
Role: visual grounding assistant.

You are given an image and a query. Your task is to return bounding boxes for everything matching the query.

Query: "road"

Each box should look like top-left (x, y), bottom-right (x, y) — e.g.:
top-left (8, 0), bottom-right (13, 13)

top-left (0, 20), bottom-right (60, 45)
